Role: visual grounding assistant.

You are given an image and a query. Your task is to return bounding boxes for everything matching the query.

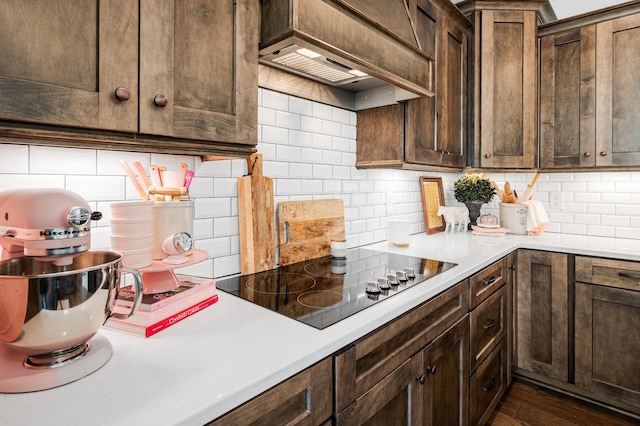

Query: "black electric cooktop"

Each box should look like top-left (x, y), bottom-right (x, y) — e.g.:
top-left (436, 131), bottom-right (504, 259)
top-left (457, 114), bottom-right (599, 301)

top-left (215, 248), bottom-right (457, 329)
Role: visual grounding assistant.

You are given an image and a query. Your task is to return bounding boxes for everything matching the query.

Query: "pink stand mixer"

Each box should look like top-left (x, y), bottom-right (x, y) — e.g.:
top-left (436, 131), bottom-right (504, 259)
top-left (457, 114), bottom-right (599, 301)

top-left (0, 188), bottom-right (143, 393)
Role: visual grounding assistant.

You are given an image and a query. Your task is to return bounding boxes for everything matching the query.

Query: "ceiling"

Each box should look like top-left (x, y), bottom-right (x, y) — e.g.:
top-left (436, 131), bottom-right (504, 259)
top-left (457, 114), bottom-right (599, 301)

top-left (548, 0), bottom-right (631, 19)
top-left (450, 0), bottom-right (632, 20)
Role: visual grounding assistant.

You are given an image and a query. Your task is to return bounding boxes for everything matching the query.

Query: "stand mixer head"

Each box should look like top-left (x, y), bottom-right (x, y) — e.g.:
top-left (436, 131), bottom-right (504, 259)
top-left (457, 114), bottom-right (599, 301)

top-left (0, 188), bottom-right (143, 393)
top-left (0, 188), bottom-right (102, 266)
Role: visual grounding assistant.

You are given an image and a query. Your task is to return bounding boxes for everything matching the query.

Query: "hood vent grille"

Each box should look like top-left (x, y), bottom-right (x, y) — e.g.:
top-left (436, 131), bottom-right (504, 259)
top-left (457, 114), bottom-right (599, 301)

top-left (266, 46), bottom-right (370, 86)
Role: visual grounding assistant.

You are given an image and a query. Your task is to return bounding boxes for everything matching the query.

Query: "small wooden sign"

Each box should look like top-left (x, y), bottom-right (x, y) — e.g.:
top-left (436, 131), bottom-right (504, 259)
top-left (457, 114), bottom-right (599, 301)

top-left (419, 177), bottom-right (446, 234)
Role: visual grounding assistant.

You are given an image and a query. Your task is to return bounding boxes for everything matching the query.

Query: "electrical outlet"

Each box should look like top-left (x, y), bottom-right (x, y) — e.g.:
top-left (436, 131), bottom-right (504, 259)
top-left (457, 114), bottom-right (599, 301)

top-left (549, 191), bottom-right (563, 211)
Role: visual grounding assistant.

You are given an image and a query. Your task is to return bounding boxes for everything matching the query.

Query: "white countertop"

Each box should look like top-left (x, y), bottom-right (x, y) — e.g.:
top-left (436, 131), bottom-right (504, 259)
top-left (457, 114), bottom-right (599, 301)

top-left (2, 232), bottom-right (640, 425)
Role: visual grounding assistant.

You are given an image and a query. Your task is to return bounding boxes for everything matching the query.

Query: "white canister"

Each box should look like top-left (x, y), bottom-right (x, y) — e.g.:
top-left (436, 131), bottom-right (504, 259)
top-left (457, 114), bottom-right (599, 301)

top-left (153, 201), bottom-right (194, 259)
top-left (388, 220), bottom-right (410, 247)
top-left (499, 203), bottom-right (528, 235)
top-left (330, 239), bottom-right (347, 259)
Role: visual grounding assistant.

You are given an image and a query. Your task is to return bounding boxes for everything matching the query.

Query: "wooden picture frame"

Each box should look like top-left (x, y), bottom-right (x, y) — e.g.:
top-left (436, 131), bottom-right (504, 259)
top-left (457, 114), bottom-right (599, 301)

top-left (419, 177), bottom-right (446, 234)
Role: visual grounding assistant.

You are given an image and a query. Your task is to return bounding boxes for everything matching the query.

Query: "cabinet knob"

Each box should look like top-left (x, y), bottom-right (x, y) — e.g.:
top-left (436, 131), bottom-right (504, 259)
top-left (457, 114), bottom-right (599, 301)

top-left (114, 87), bottom-right (130, 102)
top-left (583, 152), bottom-right (591, 158)
top-left (153, 94), bottom-right (168, 108)
top-left (599, 151), bottom-right (608, 157)
top-left (481, 377), bottom-right (496, 393)
top-left (416, 375), bottom-right (425, 385)
top-left (485, 153), bottom-right (492, 159)
top-left (482, 276), bottom-right (496, 286)
top-left (426, 365), bottom-right (437, 375)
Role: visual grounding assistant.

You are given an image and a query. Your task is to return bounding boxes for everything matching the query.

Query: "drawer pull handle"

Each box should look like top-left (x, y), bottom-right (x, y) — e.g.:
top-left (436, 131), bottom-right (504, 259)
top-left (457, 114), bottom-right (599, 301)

top-left (426, 365), bottom-right (437, 375)
top-left (482, 377), bottom-right (496, 393)
top-left (416, 375), bottom-right (425, 385)
top-left (483, 319), bottom-right (496, 331)
top-left (619, 272), bottom-right (640, 282)
top-left (482, 276), bottom-right (496, 286)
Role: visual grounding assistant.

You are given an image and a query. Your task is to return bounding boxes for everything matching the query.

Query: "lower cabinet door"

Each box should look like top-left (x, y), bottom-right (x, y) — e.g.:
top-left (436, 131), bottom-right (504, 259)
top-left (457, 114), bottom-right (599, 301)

top-left (336, 355), bottom-right (423, 426)
top-left (575, 282), bottom-right (640, 413)
top-left (470, 338), bottom-right (507, 426)
top-left (421, 316), bottom-right (470, 426)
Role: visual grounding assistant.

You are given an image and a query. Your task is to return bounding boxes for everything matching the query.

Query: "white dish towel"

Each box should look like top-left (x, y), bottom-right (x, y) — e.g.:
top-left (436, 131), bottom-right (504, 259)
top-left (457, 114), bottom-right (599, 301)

top-left (521, 200), bottom-right (550, 235)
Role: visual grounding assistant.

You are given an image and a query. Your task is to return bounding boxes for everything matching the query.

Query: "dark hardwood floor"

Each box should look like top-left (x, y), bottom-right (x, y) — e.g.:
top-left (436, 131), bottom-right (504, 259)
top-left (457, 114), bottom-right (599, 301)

top-left (487, 379), bottom-right (640, 425)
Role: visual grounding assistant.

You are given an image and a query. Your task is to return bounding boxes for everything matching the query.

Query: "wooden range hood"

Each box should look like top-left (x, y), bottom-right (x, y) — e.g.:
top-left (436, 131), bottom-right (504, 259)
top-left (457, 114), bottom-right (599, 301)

top-left (259, 0), bottom-right (434, 110)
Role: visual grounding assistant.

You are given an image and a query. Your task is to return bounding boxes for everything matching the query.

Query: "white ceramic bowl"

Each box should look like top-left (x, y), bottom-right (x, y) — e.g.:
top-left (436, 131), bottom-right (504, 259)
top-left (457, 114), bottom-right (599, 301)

top-left (117, 247), bottom-right (153, 269)
top-left (110, 200), bottom-right (154, 220)
top-left (110, 217), bottom-right (154, 236)
top-left (110, 234), bottom-right (154, 251)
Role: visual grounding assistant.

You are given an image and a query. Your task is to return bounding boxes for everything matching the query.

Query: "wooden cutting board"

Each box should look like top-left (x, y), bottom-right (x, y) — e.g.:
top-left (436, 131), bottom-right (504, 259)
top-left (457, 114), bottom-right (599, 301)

top-left (277, 199), bottom-right (345, 265)
top-left (238, 153), bottom-right (276, 274)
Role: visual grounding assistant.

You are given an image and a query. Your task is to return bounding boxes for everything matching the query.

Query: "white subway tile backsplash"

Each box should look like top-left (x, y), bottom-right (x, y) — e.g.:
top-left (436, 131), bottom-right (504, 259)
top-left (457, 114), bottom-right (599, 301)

top-left (263, 125), bottom-right (290, 144)
top-left (275, 110), bottom-right (301, 130)
top-left (213, 217), bottom-right (239, 238)
top-left (196, 197), bottom-right (231, 218)
top-left (312, 133), bottom-right (333, 150)
top-left (333, 166), bottom-right (351, 180)
top-left (323, 150), bottom-right (342, 165)
top-left (258, 106), bottom-right (276, 125)
top-left (261, 89), bottom-right (289, 111)
top-left (213, 177), bottom-right (237, 197)
top-left (0, 144), bottom-right (28, 173)
top-left (301, 116), bottom-right (323, 133)
top-left (289, 130), bottom-right (313, 147)
top-left (301, 179), bottom-right (323, 194)
top-left (289, 97), bottom-right (313, 116)
top-left (67, 176), bottom-right (124, 201)
top-left (322, 120), bottom-right (343, 137)
top-left (312, 103), bottom-right (333, 120)
top-left (276, 145), bottom-right (302, 163)
top-left (290, 163), bottom-right (313, 179)
top-left (31, 146), bottom-right (96, 175)
top-left (276, 179), bottom-right (301, 195)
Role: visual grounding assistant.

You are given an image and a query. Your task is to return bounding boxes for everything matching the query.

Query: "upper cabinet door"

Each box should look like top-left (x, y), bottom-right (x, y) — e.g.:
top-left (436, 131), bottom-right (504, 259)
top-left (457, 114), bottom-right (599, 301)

top-left (405, 0), bottom-right (468, 168)
top-left (596, 13), bottom-right (640, 167)
top-left (139, 0), bottom-right (258, 145)
top-left (478, 10), bottom-right (537, 168)
top-left (0, 1), bottom-right (139, 132)
top-left (539, 26), bottom-right (596, 168)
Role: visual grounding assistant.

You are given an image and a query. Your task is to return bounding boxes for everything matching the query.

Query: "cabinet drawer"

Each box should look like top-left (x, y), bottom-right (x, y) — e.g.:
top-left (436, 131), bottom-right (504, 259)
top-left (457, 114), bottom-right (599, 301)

top-left (209, 357), bottom-right (332, 425)
top-left (470, 285), bottom-right (507, 373)
top-left (470, 257), bottom-right (507, 308)
top-left (470, 338), bottom-right (507, 426)
top-left (334, 280), bottom-right (468, 412)
top-left (576, 256), bottom-right (640, 291)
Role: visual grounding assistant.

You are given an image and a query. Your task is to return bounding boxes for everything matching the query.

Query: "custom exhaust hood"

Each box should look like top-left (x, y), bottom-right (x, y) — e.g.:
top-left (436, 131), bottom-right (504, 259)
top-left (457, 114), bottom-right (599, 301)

top-left (259, 0), bottom-right (434, 110)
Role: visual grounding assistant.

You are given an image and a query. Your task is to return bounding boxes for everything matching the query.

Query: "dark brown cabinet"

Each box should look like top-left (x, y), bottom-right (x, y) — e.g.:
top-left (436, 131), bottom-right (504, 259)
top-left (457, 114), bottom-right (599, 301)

top-left (468, 256), bottom-right (510, 426)
top-left (539, 3), bottom-right (640, 169)
top-left (0, 1), bottom-right (258, 157)
top-left (208, 357), bottom-right (333, 425)
top-left (460, 1), bottom-right (541, 169)
top-left (421, 316), bottom-right (470, 426)
top-left (539, 26), bottom-right (597, 168)
top-left (356, 0), bottom-right (470, 170)
top-left (405, 0), bottom-right (469, 169)
top-left (0, 1), bottom-right (139, 132)
top-left (575, 256), bottom-right (640, 415)
top-left (334, 280), bottom-right (469, 425)
top-left (515, 250), bottom-right (570, 384)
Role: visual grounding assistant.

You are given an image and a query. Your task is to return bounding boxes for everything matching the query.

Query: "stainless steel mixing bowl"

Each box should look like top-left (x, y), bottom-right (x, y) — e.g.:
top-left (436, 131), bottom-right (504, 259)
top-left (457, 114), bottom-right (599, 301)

top-left (0, 251), bottom-right (142, 362)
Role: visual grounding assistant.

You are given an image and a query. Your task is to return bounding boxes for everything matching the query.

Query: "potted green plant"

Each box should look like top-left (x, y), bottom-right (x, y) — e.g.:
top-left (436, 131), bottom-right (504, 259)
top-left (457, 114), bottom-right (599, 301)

top-left (453, 173), bottom-right (496, 228)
